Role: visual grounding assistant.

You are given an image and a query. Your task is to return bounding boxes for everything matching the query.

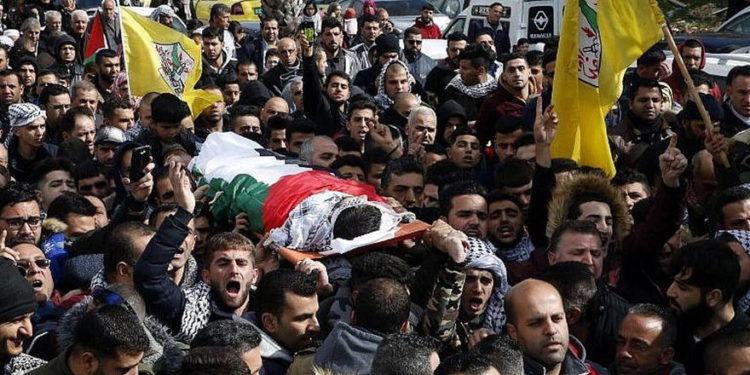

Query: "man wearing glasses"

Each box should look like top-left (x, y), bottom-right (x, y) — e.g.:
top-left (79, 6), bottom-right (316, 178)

top-left (402, 27), bottom-right (435, 87)
top-left (13, 243), bottom-right (59, 360)
top-left (0, 183), bottom-right (44, 249)
top-left (38, 84), bottom-right (70, 145)
top-left (261, 37), bottom-right (302, 96)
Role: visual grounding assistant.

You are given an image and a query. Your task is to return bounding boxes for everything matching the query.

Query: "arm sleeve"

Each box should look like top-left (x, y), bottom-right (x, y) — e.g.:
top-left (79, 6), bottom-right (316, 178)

top-left (528, 164), bottom-right (555, 249)
top-left (622, 184), bottom-right (686, 258)
top-left (302, 56), bottom-right (336, 136)
top-left (133, 208), bottom-right (193, 329)
top-left (418, 262), bottom-right (466, 351)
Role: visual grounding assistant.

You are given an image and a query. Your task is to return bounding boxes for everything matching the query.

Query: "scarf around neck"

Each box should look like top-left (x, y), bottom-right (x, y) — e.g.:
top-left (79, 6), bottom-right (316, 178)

top-left (446, 74), bottom-right (497, 99)
top-left (496, 233), bottom-right (534, 263)
top-left (374, 60), bottom-right (416, 110)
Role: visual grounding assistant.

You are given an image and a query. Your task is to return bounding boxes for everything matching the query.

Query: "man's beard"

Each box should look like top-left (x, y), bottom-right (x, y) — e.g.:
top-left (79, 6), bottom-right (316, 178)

top-left (324, 42), bottom-right (339, 54)
top-left (101, 73), bottom-right (115, 84)
top-left (421, 16), bottom-right (431, 24)
top-left (404, 49), bottom-right (418, 61)
top-left (675, 297), bottom-right (714, 329)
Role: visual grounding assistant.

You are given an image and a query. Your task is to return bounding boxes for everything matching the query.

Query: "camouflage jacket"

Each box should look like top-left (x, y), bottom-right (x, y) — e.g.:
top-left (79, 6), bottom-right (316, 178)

top-left (419, 262), bottom-right (480, 353)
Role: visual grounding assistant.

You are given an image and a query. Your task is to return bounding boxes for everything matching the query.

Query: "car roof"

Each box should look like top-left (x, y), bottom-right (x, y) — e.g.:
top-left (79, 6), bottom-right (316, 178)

top-left (719, 5), bottom-right (750, 30)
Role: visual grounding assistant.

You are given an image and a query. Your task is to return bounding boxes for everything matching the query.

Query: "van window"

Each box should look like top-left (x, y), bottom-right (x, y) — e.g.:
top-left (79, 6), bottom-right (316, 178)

top-left (444, 17), bottom-right (466, 36)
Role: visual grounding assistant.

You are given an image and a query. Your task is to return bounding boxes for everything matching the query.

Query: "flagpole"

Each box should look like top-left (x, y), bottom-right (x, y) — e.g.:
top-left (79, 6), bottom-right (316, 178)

top-left (661, 24), bottom-right (729, 168)
top-left (117, 5), bottom-right (133, 101)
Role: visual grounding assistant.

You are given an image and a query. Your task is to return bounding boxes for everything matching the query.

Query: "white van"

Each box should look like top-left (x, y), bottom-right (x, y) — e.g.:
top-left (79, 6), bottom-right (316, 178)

top-left (442, 0), bottom-right (564, 46)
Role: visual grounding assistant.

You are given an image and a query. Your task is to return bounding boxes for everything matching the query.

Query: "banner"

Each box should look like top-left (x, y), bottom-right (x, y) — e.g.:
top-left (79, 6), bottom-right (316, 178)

top-left (120, 7), bottom-right (221, 118)
top-left (550, 0), bottom-right (665, 177)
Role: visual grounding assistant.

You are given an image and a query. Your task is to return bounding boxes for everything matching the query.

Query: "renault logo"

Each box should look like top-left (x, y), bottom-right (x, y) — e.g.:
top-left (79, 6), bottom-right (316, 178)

top-left (533, 10), bottom-right (549, 29)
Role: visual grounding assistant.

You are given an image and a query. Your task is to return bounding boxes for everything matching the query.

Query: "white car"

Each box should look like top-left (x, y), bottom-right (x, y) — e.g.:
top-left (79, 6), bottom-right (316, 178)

top-left (338, 0), bottom-right (453, 34)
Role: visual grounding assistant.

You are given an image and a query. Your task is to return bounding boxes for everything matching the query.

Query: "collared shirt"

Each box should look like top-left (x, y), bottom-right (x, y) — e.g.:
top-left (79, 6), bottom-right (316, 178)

top-left (730, 102), bottom-right (750, 126)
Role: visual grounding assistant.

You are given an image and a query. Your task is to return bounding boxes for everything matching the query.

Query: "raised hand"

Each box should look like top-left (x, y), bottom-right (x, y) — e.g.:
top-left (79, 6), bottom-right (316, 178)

top-left (659, 136), bottom-right (688, 188)
top-left (168, 161), bottom-right (195, 213)
top-left (123, 161), bottom-right (155, 203)
top-left (533, 99), bottom-right (558, 146)
top-left (295, 258), bottom-right (333, 295)
top-left (0, 230), bottom-right (19, 263)
top-left (425, 219), bottom-right (469, 264)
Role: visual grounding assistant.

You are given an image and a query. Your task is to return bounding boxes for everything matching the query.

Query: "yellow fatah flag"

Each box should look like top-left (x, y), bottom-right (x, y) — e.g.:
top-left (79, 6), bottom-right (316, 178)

top-left (120, 7), bottom-right (221, 118)
top-left (550, 0), bottom-right (665, 177)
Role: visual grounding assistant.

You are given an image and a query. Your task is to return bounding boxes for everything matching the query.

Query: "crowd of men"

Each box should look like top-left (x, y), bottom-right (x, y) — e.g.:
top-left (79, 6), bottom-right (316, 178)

top-left (1, 0), bottom-right (750, 374)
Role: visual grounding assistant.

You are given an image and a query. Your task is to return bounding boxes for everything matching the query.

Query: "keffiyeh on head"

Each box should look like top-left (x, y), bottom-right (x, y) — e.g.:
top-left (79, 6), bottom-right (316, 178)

top-left (150, 5), bottom-right (176, 22)
top-left (8, 103), bottom-right (45, 127)
top-left (374, 60), bottom-right (416, 110)
top-left (464, 237), bottom-right (510, 334)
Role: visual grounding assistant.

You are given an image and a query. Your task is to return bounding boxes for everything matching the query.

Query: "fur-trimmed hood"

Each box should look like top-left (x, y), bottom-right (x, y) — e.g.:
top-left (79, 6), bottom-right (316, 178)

top-left (546, 173), bottom-right (631, 245)
top-left (42, 217), bottom-right (67, 234)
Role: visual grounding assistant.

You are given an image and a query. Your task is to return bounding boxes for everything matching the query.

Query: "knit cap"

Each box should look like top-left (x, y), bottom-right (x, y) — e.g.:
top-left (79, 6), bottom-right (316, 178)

top-left (0, 258), bottom-right (37, 322)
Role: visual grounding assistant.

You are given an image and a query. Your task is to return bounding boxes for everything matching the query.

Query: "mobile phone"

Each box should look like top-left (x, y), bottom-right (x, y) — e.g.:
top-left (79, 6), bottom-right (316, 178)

top-left (129, 145), bottom-right (151, 182)
top-left (300, 21), bottom-right (315, 42)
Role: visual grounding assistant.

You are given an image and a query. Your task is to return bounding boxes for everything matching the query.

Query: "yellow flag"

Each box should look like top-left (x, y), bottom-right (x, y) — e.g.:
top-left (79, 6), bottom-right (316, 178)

top-left (120, 7), bottom-right (221, 118)
top-left (550, 0), bottom-right (665, 177)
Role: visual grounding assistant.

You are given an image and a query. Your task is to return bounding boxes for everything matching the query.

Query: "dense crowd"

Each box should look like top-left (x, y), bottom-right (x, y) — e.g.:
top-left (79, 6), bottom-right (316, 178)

top-left (1, 0), bottom-right (750, 375)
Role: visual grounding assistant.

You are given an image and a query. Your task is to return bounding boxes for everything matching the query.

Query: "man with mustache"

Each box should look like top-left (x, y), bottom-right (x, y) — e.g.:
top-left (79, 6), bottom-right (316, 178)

top-left (612, 304), bottom-right (684, 375)
top-left (92, 49), bottom-right (120, 101)
top-left (610, 78), bottom-right (676, 168)
top-left (505, 279), bottom-right (592, 375)
top-left (14, 243), bottom-right (67, 361)
top-left (439, 181), bottom-right (487, 239)
top-left (255, 268), bottom-right (323, 374)
top-left (319, 17), bottom-right (361, 78)
top-left (487, 192), bottom-right (543, 285)
top-left (0, 183), bottom-right (43, 247)
top-left (134, 162), bottom-right (259, 343)
top-left (666, 240), bottom-right (746, 375)
top-left (425, 32), bottom-right (469, 101)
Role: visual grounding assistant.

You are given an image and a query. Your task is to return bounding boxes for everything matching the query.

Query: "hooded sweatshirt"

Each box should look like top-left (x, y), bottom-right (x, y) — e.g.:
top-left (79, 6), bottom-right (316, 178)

top-left (312, 321), bottom-right (383, 374)
top-left (436, 100), bottom-right (467, 147)
top-left (663, 39), bottom-right (722, 104)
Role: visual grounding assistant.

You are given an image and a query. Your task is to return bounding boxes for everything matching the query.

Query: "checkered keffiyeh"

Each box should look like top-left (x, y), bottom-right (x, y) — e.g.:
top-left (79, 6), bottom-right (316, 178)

top-left (464, 237), bottom-right (510, 334)
top-left (716, 229), bottom-right (750, 312)
top-left (8, 103), bottom-right (45, 128)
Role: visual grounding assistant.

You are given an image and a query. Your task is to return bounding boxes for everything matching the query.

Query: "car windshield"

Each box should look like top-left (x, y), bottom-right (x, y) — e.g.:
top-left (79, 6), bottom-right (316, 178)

top-left (720, 12), bottom-right (750, 33)
top-left (348, 0), bottom-right (442, 17)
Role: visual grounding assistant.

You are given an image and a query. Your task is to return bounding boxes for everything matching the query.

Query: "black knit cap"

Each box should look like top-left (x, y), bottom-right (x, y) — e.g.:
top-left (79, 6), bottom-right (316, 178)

top-left (680, 92), bottom-right (724, 122)
top-left (0, 258), bottom-right (37, 322)
top-left (375, 34), bottom-right (401, 55)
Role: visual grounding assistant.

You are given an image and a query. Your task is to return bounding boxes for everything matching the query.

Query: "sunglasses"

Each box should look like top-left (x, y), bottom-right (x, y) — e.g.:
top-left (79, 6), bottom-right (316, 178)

top-left (406, 40), bottom-right (423, 45)
top-left (16, 258), bottom-right (51, 277)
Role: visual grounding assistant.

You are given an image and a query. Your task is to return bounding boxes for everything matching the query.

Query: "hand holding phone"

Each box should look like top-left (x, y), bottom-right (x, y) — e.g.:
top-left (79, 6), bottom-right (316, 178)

top-left (129, 146), bottom-right (151, 182)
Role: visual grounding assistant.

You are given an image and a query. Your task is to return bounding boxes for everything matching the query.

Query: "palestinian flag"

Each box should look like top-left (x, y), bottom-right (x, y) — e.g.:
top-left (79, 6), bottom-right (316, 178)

top-left (83, 10), bottom-right (109, 65)
top-left (189, 132), bottom-right (383, 233)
